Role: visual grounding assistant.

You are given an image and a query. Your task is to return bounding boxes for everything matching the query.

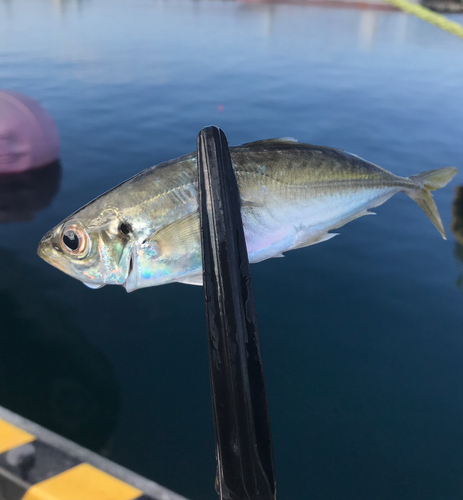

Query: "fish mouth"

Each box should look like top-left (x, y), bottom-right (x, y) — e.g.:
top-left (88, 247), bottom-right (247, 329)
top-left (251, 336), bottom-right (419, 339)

top-left (37, 234), bottom-right (62, 269)
top-left (37, 242), bottom-right (49, 262)
top-left (37, 230), bottom-right (55, 263)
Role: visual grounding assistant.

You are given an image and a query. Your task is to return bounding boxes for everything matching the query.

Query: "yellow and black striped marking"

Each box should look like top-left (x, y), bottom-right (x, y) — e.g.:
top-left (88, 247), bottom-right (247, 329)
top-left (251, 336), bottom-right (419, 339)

top-left (0, 415), bottom-right (182, 500)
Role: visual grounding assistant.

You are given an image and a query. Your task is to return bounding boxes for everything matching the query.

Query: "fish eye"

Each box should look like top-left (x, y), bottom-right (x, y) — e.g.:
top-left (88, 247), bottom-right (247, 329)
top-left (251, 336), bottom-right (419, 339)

top-left (63, 231), bottom-right (79, 250)
top-left (119, 222), bottom-right (132, 236)
top-left (60, 225), bottom-right (89, 256)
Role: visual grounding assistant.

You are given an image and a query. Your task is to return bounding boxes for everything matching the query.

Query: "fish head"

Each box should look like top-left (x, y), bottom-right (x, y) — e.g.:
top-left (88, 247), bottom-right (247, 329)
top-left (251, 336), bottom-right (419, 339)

top-left (38, 207), bottom-right (134, 289)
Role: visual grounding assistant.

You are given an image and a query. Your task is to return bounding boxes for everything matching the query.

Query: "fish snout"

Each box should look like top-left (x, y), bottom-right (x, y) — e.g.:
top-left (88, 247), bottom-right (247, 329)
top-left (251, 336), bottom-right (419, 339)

top-left (37, 227), bottom-right (61, 264)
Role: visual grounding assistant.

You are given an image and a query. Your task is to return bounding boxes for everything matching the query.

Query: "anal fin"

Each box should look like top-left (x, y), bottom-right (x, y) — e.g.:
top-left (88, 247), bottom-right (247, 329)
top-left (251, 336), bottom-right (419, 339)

top-left (294, 232), bottom-right (339, 250)
top-left (341, 209), bottom-right (376, 226)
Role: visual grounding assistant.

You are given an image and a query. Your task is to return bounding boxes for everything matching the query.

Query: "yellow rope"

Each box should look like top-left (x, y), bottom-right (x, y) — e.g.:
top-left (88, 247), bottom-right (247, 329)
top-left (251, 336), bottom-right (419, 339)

top-left (382, 0), bottom-right (463, 39)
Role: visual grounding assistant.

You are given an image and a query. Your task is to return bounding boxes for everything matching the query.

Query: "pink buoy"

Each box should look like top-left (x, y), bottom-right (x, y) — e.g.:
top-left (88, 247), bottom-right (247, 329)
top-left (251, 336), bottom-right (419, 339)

top-left (0, 90), bottom-right (60, 174)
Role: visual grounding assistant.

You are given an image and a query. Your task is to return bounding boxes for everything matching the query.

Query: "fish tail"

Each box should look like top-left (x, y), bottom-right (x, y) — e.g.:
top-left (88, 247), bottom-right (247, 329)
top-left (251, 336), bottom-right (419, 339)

top-left (405, 167), bottom-right (458, 240)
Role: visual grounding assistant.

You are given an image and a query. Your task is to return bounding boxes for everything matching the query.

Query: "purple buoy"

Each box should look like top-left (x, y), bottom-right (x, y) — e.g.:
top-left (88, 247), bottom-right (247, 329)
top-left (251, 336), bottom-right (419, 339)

top-left (0, 90), bottom-right (60, 174)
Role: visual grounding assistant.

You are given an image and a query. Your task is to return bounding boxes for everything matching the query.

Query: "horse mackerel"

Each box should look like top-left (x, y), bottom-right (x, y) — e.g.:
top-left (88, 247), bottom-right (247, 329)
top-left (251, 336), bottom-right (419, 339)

top-left (37, 139), bottom-right (458, 292)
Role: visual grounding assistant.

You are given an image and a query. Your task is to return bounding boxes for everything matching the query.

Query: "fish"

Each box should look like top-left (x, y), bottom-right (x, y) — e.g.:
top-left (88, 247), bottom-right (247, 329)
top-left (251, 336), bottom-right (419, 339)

top-left (37, 139), bottom-right (458, 292)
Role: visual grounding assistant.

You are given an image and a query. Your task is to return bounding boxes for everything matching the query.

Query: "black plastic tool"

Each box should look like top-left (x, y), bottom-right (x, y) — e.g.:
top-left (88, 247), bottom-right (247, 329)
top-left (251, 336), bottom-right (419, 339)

top-left (197, 126), bottom-right (276, 500)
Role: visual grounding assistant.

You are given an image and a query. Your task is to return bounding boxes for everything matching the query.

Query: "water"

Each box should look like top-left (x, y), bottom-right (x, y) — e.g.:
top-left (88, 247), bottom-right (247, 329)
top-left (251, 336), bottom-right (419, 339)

top-left (1, 0), bottom-right (463, 498)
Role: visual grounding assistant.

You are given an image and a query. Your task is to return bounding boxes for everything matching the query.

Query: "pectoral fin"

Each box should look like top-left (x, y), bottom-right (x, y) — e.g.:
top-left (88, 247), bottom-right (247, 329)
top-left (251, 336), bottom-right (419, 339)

top-left (144, 212), bottom-right (200, 254)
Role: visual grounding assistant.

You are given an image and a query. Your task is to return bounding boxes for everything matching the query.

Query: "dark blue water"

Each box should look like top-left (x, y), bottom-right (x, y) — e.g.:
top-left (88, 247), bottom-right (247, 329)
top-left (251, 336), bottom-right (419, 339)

top-left (1, 0), bottom-right (463, 498)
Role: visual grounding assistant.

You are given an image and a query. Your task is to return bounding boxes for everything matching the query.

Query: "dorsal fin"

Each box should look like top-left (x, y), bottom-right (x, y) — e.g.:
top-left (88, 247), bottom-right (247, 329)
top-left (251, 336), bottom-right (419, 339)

top-left (239, 137), bottom-right (298, 148)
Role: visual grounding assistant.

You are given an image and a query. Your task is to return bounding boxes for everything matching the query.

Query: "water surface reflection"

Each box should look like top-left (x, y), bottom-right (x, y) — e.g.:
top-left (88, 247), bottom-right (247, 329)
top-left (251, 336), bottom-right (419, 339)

top-left (0, 249), bottom-right (121, 453)
top-left (0, 157), bottom-right (119, 453)
top-left (0, 161), bottom-right (61, 224)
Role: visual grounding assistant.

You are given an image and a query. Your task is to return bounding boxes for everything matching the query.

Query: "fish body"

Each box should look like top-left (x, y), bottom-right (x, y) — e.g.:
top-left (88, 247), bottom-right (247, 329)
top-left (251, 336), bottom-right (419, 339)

top-left (38, 139), bottom-right (457, 292)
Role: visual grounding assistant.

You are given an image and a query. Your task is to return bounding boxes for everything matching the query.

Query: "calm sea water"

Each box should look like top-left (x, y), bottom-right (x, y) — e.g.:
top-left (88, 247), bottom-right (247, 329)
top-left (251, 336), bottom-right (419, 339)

top-left (1, 0), bottom-right (463, 498)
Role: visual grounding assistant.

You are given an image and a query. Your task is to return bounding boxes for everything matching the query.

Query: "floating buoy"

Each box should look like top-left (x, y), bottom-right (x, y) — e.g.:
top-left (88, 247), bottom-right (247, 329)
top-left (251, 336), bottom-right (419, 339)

top-left (0, 90), bottom-right (60, 174)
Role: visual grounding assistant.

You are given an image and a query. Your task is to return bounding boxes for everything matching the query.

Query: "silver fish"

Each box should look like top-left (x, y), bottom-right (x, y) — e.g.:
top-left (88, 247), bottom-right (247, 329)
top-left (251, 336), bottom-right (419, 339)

top-left (37, 139), bottom-right (457, 292)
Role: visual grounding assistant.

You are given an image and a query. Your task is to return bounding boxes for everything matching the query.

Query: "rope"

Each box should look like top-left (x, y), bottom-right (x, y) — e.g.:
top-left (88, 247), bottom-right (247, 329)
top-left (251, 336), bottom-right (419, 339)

top-left (381, 0), bottom-right (463, 39)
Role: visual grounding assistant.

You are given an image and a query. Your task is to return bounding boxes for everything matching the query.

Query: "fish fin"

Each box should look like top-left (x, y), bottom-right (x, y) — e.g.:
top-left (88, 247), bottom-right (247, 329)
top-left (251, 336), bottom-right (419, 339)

top-left (406, 189), bottom-right (447, 239)
top-left (407, 167), bottom-right (458, 239)
top-left (409, 167), bottom-right (458, 191)
top-left (340, 209), bottom-right (376, 226)
top-left (145, 212), bottom-right (200, 252)
top-left (272, 253), bottom-right (285, 258)
top-left (294, 232), bottom-right (339, 250)
top-left (239, 138), bottom-right (298, 147)
top-left (276, 137), bottom-right (298, 143)
top-left (177, 274), bottom-right (203, 286)
top-left (84, 282), bottom-right (105, 289)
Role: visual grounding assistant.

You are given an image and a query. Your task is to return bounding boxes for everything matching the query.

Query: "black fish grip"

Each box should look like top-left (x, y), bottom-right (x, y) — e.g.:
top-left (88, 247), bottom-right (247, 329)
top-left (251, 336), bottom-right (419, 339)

top-left (197, 126), bottom-right (276, 500)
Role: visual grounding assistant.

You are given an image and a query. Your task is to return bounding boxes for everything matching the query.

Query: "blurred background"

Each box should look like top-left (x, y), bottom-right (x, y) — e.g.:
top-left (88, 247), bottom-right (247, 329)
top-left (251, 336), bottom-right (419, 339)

top-left (1, 0), bottom-right (463, 499)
